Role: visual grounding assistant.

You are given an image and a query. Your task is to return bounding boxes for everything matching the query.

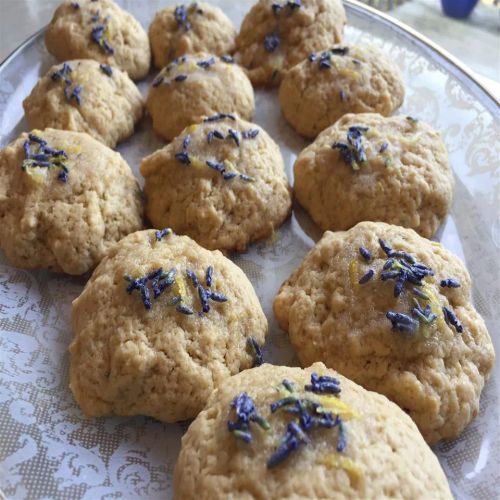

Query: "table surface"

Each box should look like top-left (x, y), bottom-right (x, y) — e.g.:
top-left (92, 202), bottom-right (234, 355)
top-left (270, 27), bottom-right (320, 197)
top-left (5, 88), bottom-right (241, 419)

top-left (0, 0), bottom-right (499, 97)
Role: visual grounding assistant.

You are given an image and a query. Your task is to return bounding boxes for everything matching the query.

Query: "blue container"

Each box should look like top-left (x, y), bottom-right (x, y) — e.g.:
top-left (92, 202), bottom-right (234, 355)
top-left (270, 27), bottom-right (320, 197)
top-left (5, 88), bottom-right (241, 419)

top-left (441, 0), bottom-right (479, 18)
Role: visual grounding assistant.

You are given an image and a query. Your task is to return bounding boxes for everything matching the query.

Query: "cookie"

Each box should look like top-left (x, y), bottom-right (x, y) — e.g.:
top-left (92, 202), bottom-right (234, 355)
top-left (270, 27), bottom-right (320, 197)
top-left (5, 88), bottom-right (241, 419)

top-left (70, 229), bottom-right (268, 422)
top-left (45, 0), bottom-right (150, 80)
top-left (293, 113), bottom-right (453, 238)
top-left (141, 114), bottom-right (292, 253)
top-left (146, 53), bottom-right (255, 142)
top-left (23, 59), bottom-right (143, 149)
top-left (149, 2), bottom-right (237, 69)
top-left (0, 129), bottom-right (143, 275)
top-left (235, 0), bottom-right (346, 87)
top-left (279, 45), bottom-right (405, 137)
top-left (174, 362), bottom-right (452, 499)
top-left (273, 222), bottom-right (495, 443)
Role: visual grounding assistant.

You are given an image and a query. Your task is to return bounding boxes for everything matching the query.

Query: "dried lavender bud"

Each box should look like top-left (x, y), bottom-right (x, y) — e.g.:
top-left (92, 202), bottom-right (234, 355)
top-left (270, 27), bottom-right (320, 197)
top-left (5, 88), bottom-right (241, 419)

top-left (227, 128), bottom-right (240, 146)
top-left (386, 311), bottom-right (419, 334)
top-left (304, 373), bottom-right (341, 395)
top-left (442, 306), bottom-right (463, 333)
top-left (264, 33), bottom-right (280, 53)
top-left (99, 63), bottom-right (113, 76)
top-left (440, 278), bottom-right (461, 288)
top-left (247, 337), bottom-right (264, 366)
top-left (175, 151), bottom-right (191, 165)
top-left (359, 246), bottom-right (372, 261)
top-left (242, 129), bottom-right (260, 139)
top-left (204, 113), bottom-right (236, 123)
top-left (358, 269), bottom-right (374, 284)
top-left (176, 303), bottom-right (194, 315)
top-left (197, 57), bottom-right (216, 69)
top-left (205, 266), bottom-right (213, 287)
top-left (379, 142), bottom-right (389, 153)
top-left (228, 392), bottom-right (270, 443)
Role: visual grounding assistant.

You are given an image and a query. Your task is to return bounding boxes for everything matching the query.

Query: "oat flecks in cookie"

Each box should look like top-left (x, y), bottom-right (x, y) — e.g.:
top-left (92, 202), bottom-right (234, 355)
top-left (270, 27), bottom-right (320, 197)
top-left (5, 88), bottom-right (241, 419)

top-left (146, 52), bottom-right (254, 141)
top-left (140, 115), bottom-right (292, 253)
top-left (293, 113), bottom-right (453, 238)
top-left (149, 2), bottom-right (237, 69)
top-left (273, 221), bottom-right (495, 443)
top-left (174, 363), bottom-right (453, 499)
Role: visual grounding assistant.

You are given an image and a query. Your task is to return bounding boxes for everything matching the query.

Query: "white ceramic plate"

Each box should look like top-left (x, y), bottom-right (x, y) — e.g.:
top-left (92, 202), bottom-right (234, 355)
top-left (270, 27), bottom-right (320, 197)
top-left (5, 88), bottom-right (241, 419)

top-left (0, 1), bottom-right (498, 498)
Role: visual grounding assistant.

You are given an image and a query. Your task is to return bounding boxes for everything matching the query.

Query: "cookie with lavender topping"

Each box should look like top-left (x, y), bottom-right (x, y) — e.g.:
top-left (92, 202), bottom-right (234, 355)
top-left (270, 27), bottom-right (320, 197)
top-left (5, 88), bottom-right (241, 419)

top-left (149, 2), bottom-right (237, 69)
top-left (293, 113), bottom-right (453, 238)
top-left (70, 229), bottom-right (267, 421)
top-left (273, 222), bottom-right (495, 443)
top-left (23, 59), bottom-right (143, 148)
top-left (235, 0), bottom-right (346, 87)
top-left (140, 114), bottom-right (292, 253)
top-left (45, 0), bottom-right (150, 80)
top-left (146, 53), bottom-right (255, 141)
top-left (279, 45), bottom-right (405, 137)
top-left (174, 362), bottom-right (452, 499)
top-left (0, 128), bottom-right (143, 275)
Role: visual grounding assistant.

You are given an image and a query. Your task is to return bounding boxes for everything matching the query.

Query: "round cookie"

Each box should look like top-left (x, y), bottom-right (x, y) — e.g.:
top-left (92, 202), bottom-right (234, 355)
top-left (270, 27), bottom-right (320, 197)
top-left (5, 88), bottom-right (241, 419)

top-left (273, 222), bottom-right (495, 443)
top-left (0, 128), bottom-right (143, 275)
top-left (45, 0), bottom-right (150, 80)
top-left (23, 59), bottom-right (143, 149)
top-left (149, 2), bottom-right (237, 69)
top-left (141, 114), bottom-right (292, 253)
top-left (235, 0), bottom-right (346, 87)
top-left (70, 229), bottom-right (268, 422)
top-left (279, 45), bottom-right (405, 138)
top-left (293, 113), bottom-right (453, 238)
top-left (146, 53), bottom-right (255, 141)
top-left (174, 362), bottom-right (452, 499)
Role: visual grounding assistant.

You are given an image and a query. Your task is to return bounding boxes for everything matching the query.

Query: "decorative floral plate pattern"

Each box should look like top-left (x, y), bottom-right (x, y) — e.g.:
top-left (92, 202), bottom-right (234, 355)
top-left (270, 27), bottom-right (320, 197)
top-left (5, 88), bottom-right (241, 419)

top-left (0, 1), bottom-right (498, 499)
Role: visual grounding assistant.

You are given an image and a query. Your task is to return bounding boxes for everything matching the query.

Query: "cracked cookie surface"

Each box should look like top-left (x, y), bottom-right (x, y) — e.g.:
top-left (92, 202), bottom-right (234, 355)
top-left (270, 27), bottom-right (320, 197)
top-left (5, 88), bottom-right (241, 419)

top-left (293, 113), bottom-right (452, 238)
top-left (273, 222), bottom-right (495, 443)
top-left (174, 363), bottom-right (452, 499)
top-left (149, 2), bottom-right (236, 69)
top-left (0, 128), bottom-right (143, 275)
top-left (70, 229), bottom-right (267, 421)
top-left (141, 115), bottom-right (291, 253)
top-left (23, 59), bottom-right (143, 148)
top-left (235, 0), bottom-right (346, 87)
top-left (45, 0), bottom-right (151, 80)
top-left (146, 52), bottom-right (255, 141)
top-left (279, 45), bottom-right (405, 138)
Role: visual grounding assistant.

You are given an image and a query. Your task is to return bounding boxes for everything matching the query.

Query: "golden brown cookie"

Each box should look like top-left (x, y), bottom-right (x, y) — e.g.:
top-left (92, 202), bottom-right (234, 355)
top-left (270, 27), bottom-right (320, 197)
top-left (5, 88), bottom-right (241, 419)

top-left (45, 0), bottom-right (150, 80)
top-left (149, 2), bottom-right (236, 69)
top-left (146, 53), bottom-right (255, 141)
top-left (273, 222), bottom-right (495, 443)
top-left (279, 45), bottom-right (405, 138)
top-left (0, 128), bottom-right (143, 275)
top-left (174, 362), bottom-right (452, 499)
top-left (235, 0), bottom-right (346, 87)
top-left (293, 113), bottom-right (453, 238)
top-left (23, 59), bottom-right (143, 148)
top-left (70, 229), bottom-right (268, 422)
top-left (141, 114), bottom-right (292, 253)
